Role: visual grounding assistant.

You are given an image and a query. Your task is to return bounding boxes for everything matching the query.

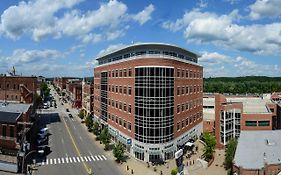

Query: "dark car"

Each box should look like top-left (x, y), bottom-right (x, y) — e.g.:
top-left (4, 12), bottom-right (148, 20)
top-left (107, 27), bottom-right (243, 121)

top-left (66, 108), bottom-right (70, 112)
top-left (68, 113), bottom-right (73, 118)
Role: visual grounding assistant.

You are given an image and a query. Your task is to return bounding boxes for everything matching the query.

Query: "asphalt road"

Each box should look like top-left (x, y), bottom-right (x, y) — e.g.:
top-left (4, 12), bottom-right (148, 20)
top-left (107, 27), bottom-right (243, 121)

top-left (33, 86), bottom-right (124, 175)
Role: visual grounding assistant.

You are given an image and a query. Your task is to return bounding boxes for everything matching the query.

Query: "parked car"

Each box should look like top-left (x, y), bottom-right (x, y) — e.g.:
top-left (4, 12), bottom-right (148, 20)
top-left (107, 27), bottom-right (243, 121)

top-left (68, 114), bottom-right (73, 118)
top-left (37, 137), bottom-right (48, 144)
top-left (66, 108), bottom-right (69, 112)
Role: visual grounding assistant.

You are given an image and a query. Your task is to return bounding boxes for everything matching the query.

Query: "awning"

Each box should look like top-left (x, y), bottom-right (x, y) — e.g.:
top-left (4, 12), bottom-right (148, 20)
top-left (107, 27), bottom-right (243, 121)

top-left (185, 142), bottom-right (194, 147)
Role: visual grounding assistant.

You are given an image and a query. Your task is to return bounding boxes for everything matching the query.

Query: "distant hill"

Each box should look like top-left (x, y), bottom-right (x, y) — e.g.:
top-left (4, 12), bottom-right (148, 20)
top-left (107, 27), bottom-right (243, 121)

top-left (204, 76), bottom-right (281, 94)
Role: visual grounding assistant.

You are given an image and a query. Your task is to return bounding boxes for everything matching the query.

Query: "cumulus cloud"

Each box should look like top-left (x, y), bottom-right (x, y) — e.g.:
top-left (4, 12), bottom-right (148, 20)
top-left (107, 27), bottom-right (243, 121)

top-left (97, 43), bottom-right (127, 57)
top-left (132, 4), bottom-right (155, 25)
top-left (5, 49), bottom-right (63, 65)
top-left (162, 8), bottom-right (281, 55)
top-left (199, 52), bottom-right (233, 64)
top-left (249, 0), bottom-right (281, 20)
top-left (0, 0), bottom-right (154, 42)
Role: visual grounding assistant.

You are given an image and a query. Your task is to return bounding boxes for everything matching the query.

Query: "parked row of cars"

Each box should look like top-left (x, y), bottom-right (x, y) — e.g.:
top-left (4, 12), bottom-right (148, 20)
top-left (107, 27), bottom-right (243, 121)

top-left (37, 127), bottom-right (49, 156)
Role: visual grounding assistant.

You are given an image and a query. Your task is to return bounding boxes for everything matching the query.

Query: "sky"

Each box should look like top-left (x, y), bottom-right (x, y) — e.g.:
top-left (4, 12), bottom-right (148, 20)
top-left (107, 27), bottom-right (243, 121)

top-left (0, 0), bottom-right (280, 78)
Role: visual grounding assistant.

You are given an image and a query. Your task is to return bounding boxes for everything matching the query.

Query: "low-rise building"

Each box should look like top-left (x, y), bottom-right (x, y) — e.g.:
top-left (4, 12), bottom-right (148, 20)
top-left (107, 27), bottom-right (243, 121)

top-left (233, 130), bottom-right (281, 175)
top-left (0, 75), bottom-right (37, 103)
top-left (82, 79), bottom-right (94, 117)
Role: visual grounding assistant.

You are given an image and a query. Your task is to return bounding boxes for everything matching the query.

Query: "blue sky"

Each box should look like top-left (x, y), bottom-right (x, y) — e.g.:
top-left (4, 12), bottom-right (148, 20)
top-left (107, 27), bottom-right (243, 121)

top-left (0, 0), bottom-right (280, 77)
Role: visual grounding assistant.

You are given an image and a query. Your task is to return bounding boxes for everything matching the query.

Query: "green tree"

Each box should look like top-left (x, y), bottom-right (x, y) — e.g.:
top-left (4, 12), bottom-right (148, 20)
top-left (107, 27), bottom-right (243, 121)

top-left (171, 169), bottom-right (178, 175)
top-left (78, 110), bottom-right (85, 120)
top-left (224, 138), bottom-right (238, 170)
top-left (202, 133), bottom-right (216, 161)
top-left (113, 142), bottom-right (125, 163)
top-left (100, 128), bottom-right (111, 150)
top-left (85, 116), bottom-right (93, 131)
top-left (92, 121), bottom-right (100, 136)
top-left (40, 82), bottom-right (50, 99)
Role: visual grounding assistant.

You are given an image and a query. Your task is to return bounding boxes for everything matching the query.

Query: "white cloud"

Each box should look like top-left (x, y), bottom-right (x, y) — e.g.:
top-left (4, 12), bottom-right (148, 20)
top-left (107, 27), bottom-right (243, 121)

top-left (249, 0), bottom-right (281, 20)
top-left (199, 52), bottom-right (233, 64)
top-left (6, 49), bottom-right (63, 65)
top-left (197, 0), bottom-right (208, 8)
top-left (0, 0), bottom-right (154, 43)
top-left (224, 0), bottom-right (240, 5)
top-left (132, 4), bottom-right (155, 25)
top-left (97, 43), bottom-right (127, 57)
top-left (162, 9), bottom-right (281, 55)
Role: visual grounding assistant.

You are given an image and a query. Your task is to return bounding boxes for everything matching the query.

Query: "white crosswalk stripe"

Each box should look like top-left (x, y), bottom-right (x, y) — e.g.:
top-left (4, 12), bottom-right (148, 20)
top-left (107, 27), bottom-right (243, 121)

top-left (95, 155), bottom-right (99, 161)
top-left (98, 155), bottom-right (103, 160)
top-left (41, 154), bottom-right (107, 166)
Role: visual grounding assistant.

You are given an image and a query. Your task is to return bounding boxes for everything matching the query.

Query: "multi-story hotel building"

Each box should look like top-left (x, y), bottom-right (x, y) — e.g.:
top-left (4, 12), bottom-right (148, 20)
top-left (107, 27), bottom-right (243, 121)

top-left (93, 43), bottom-right (203, 162)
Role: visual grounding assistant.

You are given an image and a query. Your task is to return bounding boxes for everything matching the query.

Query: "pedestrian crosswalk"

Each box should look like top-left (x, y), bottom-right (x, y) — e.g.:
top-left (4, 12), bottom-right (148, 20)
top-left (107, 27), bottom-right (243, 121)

top-left (40, 154), bottom-right (107, 166)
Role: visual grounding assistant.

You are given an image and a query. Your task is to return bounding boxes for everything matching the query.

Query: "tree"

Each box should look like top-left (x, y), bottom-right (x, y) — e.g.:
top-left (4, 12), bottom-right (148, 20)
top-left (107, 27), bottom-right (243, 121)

top-left (78, 110), bottom-right (85, 120)
top-left (224, 138), bottom-right (238, 170)
top-left (92, 121), bottom-right (100, 136)
top-left (202, 133), bottom-right (216, 161)
top-left (113, 142), bottom-right (125, 162)
top-left (85, 116), bottom-right (93, 131)
top-left (100, 128), bottom-right (111, 150)
top-left (40, 82), bottom-right (50, 100)
top-left (171, 169), bottom-right (178, 175)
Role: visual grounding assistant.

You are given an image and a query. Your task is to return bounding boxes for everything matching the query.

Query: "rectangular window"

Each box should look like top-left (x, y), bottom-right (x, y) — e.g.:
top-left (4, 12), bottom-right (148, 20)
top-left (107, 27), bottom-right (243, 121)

top-left (108, 99), bottom-right (111, 106)
top-left (115, 116), bottom-right (118, 123)
top-left (119, 118), bottom-right (122, 125)
top-left (177, 122), bottom-right (180, 131)
top-left (108, 71), bottom-right (111, 77)
top-left (123, 120), bottom-right (127, 128)
top-left (186, 117), bottom-right (189, 126)
top-left (177, 87), bottom-right (180, 95)
top-left (119, 102), bottom-right (122, 110)
top-left (128, 68), bottom-right (132, 77)
top-left (10, 126), bottom-right (14, 137)
top-left (112, 115), bottom-right (115, 121)
top-left (182, 104), bottom-right (184, 112)
top-left (128, 122), bottom-right (131, 130)
top-left (186, 102), bottom-right (189, 110)
top-left (128, 86), bottom-right (132, 95)
top-left (124, 69), bottom-right (127, 77)
top-left (2, 125), bottom-right (6, 137)
top-left (245, 121), bottom-right (257, 126)
top-left (182, 86), bottom-right (184, 95)
top-left (124, 103), bottom-right (127, 112)
top-left (258, 120), bottom-right (270, 126)
top-left (186, 86), bottom-right (189, 94)
top-left (177, 69), bottom-right (180, 77)
top-left (112, 85), bottom-right (114, 92)
top-left (119, 69), bottom-right (122, 77)
top-left (112, 70), bottom-right (114, 77)
top-left (119, 86), bottom-right (122, 93)
top-left (124, 86), bottom-right (127, 94)
top-left (177, 105), bottom-right (180, 113)
top-left (108, 113), bottom-right (111, 120)
top-left (182, 120), bottom-right (184, 128)
top-left (186, 69), bottom-right (189, 78)
top-left (108, 85), bottom-right (111, 91)
top-left (182, 69), bottom-right (185, 77)
top-left (112, 100), bottom-right (114, 107)
top-left (115, 86), bottom-right (118, 93)
top-left (128, 104), bottom-right (132, 113)
top-left (190, 70), bottom-right (193, 78)
top-left (115, 69), bottom-right (118, 77)
top-left (115, 101), bottom-right (118, 108)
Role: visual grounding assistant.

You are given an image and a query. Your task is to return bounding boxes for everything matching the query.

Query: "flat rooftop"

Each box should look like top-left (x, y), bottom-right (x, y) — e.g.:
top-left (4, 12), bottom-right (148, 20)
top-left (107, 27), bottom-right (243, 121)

top-left (234, 130), bottom-right (281, 169)
top-left (0, 102), bottom-right (31, 113)
top-left (226, 97), bottom-right (271, 114)
top-left (0, 111), bottom-right (20, 124)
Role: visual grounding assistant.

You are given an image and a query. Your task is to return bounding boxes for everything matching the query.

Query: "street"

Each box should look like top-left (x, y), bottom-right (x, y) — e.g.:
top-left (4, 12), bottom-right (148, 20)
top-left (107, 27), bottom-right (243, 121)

top-left (32, 86), bottom-right (124, 175)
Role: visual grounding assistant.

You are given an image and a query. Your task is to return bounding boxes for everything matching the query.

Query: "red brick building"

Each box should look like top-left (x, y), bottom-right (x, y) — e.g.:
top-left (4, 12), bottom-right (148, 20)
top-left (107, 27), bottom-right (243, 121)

top-left (94, 43), bottom-right (203, 162)
top-left (53, 77), bottom-right (75, 90)
top-left (0, 75), bottom-right (37, 103)
top-left (82, 79), bottom-right (94, 116)
top-left (206, 94), bottom-right (278, 148)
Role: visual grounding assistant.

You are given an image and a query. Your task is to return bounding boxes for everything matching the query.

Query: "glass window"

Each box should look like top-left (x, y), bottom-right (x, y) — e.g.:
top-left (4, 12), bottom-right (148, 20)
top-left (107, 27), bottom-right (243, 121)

top-left (182, 104), bottom-right (184, 112)
top-left (186, 103), bottom-right (189, 110)
top-left (2, 125), bottom-right (6, 137)
top-left (123, 120), bottom-right (127, 128)
top-left (186, 117), bottom-right (189, 126)
top-left (186, 69), bottom-right (189, 78)
top-left (177, 105), bottom-right (180, 113)
top-left (112, 70), bottom-right (114, 77)
top-left (186, 86), bottom-right (189, 94)
top-left (128, 122), bottom-right (131, 130)
top-left (124, 86), bottom-right (127, 94)
top-left (129, 68), bottom-right (132, 77)
top-left (119, 102), bottom-right (122, 110)
top-left (115, 101), bottom-right (118, 108)
top-left (119, 86), bottom-right (122, 93)
top-left (128, 86), bottom-right (132, 95)
top-left (177, 122), bottom-right (180, 131)
top-left (10, 126), bottom-right (14, 137)
top-left (177, 69), bottom-right (180, 77)
top-left (177, 87), bottom-right (180, 95)
top-left (119, 69), bottom-right (122, 77)
top-left (124, 69), bottom-right (127, 77)
top-left (124, 103), bottom-right (127, 112)
top-left (182, 86), bottom-right (184, 95)
top-left (182, 69), bottom-right (184, 77)
top-left (115, 69), bottom-right (118, 77)
top-left (245, 121), bottom-right (257, 126)
top-left (258, 121), bottom-right (270, 126)
top-left (182, 120), bottom-right (184, 128)
top-left (115, 86), bottom-right (118, 93)
top-left (119, 118), bottom-right (122, 125)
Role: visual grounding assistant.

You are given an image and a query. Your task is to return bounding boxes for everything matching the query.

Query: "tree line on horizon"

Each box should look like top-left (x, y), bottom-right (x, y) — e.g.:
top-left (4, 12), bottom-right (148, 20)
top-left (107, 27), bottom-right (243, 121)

top-left (204, 76), bottom-right (281, 94)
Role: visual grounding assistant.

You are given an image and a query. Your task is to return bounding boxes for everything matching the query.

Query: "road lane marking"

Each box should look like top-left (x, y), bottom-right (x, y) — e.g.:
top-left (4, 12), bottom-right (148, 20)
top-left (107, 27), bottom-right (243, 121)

top-left (66, 157), bottom-right (69, 163)
top-left (61, 158), bottom-right (64, 164)
top-left (50, 159), bottom-right (53, 165)
top-left (84, 156), bottom-right (88, 162)
top-left (69, 157), bottom-right (73, 163)
top-left (87, 156), bottom-right (91, 161)
top-left (73, 157), bottom-right (76, 163)
top-left (46, 159), bottom-right (48, 165)
top-left (42, 161), bottom-right (45, 165)
top-left (54, 158), bottom-right (57, 164)
top-left (81, 156), bottom-right (84, 162)
top-left (77, 157), bottom-right (80, 162)
top-left (58, 158), bottom-right (61, 164)
top-left (91, 156), bottom-right (95, 161)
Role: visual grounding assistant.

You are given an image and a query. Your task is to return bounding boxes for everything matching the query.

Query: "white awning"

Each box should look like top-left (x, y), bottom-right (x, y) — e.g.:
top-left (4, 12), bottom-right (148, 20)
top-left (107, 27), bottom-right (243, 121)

top-left (185, 142), bottom-right (194, 147)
